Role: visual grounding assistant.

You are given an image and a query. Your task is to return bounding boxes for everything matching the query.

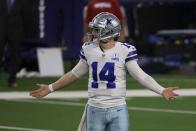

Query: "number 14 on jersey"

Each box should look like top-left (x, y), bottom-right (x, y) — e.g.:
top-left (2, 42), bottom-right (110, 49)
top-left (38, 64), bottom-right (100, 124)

top-left (91, 62), bottom-right (116, 89)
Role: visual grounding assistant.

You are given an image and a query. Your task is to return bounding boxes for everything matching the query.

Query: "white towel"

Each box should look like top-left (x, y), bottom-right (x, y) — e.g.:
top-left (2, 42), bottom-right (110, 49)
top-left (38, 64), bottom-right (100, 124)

top-left (77, 104), bottom-right (87, 131)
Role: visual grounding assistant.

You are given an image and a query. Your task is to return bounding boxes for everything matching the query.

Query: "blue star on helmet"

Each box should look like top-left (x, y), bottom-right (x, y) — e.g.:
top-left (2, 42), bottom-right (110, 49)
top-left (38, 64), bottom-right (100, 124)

top-left (107, 18), bottom-right (118, 27)
top-left (106, 18), bottom-right (112, 25)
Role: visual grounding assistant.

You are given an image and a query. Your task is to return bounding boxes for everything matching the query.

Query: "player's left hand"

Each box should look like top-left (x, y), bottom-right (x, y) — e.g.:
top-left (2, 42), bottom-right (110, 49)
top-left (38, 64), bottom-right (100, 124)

top-left (162, 87), bottom-right (179, 100)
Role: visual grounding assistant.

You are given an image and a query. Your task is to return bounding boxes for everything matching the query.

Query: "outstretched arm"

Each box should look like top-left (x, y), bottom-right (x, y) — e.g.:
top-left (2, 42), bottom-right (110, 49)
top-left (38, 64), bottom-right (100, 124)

top-left (30, 71), bottom-right (77, 98)
top-left (30, 59), bottom-right (89, 98)
top-left (126, 60), bottom-right (178, 100)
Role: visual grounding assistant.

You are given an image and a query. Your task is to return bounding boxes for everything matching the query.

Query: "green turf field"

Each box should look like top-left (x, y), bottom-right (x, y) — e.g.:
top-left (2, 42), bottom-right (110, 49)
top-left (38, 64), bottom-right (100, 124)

top-left (0, 97), bottom-right (196, 131)
top-left (0, 74), bottom-right (196, 130)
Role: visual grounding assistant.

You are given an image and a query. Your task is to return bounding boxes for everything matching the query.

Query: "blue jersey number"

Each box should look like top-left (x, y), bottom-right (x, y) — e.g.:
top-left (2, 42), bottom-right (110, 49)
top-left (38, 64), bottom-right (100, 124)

top-left (91, 62), bottom-right (116, 89)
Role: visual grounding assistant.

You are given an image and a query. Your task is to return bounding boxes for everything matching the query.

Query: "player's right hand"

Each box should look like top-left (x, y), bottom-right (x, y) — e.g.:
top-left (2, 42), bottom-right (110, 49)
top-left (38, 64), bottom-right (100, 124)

top-left (29, 84), bottom-right (50, 98)
top-left (162, 87), bottom-right (179, 100)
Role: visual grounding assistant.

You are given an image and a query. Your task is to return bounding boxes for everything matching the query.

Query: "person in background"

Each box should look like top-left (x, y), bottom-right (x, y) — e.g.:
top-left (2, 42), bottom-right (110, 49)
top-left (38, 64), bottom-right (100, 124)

top-left (83, 0), bottom-right (128, 43)
top-left (0, 0), bottom-right (36, 87)
top-left (30, 12), bottom-right (178, 131)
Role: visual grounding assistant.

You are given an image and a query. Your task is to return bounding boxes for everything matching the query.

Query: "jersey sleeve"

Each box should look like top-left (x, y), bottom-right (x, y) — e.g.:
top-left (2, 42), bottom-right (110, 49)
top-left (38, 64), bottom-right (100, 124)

top-left (126, 60), bottom-right (165, 94)
top-left (79, 47), bottom-right (87, 61)
top-left (72, 59), bottom-right (89, 78)
top-left (124, 44), bottom-right (138, 63)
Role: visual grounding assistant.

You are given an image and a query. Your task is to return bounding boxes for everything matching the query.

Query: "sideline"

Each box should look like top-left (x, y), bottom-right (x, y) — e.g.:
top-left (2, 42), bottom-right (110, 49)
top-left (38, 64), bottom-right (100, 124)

top-left (0, 89), bottom-right (196, 99)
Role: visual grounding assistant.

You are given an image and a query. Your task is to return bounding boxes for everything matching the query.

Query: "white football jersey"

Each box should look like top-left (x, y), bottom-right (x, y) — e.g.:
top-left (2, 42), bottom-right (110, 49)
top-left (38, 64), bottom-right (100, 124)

top-left (80, 42), bottom-right (138, 108)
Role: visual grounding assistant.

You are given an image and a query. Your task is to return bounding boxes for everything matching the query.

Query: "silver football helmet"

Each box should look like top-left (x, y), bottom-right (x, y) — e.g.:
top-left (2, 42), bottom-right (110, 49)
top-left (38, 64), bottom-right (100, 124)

top-left (88, 12), bottom-right (121, 43)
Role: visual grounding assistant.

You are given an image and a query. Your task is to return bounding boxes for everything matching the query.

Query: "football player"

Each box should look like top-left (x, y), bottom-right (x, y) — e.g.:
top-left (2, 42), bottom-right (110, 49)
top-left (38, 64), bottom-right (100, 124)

top-left (30, 12), bottom-right (178, 131)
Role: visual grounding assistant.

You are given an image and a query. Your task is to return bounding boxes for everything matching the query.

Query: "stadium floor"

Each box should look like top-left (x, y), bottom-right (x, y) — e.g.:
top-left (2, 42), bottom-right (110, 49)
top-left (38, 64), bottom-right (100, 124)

top-left (0, 91), bottom-right (196, 131)
top-left (0, 74), bottom-right (196, 130)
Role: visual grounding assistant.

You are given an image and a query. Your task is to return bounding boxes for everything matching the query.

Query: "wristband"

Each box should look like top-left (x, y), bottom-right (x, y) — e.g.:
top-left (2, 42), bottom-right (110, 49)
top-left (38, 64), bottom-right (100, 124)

top-left (48, 84), bottom-right (54, 93)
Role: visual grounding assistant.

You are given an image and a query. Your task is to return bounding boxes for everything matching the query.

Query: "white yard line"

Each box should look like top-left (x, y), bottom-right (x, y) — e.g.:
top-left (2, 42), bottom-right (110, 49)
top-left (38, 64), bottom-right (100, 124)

top-left (7, 99), bottom-right (196, 115)
top-left (0, 89), bottom-right (196, 99)
top-left (0, 125), bottom-right (55, 131)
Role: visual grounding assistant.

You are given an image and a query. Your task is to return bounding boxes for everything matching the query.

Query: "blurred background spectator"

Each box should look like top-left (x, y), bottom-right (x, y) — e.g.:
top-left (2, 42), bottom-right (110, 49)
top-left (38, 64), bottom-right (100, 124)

top-left (0, 0), bottom-right (36, 87)
top-left (83, 0), bottom-right (128, 43)
top-left (1, 0), bottom-right (196, 82)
